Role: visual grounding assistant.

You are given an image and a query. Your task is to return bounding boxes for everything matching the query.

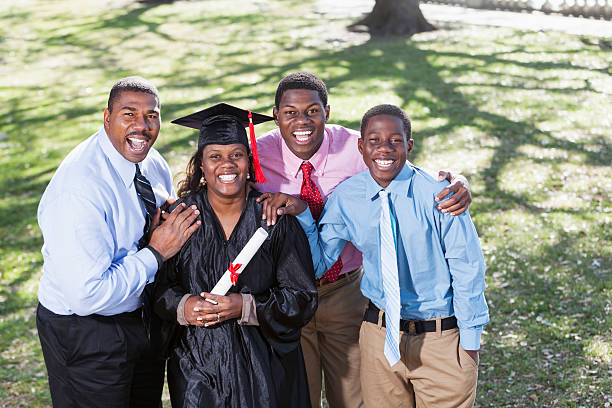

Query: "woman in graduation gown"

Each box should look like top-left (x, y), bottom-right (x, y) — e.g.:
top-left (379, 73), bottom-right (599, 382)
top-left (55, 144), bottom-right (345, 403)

top-left (154, 104), bottom-right (317, 408)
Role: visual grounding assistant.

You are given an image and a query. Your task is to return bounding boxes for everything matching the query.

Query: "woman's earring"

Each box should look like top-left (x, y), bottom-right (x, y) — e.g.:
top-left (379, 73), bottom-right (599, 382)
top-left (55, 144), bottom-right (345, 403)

top-left (247, 174), bottom-right (250, 180)
top-left (201, 176), bottom-right (207, 186)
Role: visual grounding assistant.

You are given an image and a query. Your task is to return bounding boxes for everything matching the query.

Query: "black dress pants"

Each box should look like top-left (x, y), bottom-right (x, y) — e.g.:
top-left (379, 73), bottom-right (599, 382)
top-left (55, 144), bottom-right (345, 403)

top-left (36, 303), bottom-right (165, 408)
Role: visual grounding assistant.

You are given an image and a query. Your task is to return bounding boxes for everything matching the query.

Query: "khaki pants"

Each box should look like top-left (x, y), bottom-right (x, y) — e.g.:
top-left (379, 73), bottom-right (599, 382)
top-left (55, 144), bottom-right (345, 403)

top-left (359, 319), bottom-right (478, 408)
top-left (301, 268), bottom-right (369, 408)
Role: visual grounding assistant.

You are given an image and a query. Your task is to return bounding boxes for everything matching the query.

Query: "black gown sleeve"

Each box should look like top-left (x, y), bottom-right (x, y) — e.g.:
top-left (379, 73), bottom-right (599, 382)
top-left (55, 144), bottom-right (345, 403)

top-left (151, 252), bottom-right (187, 358)
top-left (153, 198), bottom-right (190, 323)
top-left (153, 253), bottom-right (185, 323)
top-left (152, 198), bottom-right (192, 357)
top-left (254, 215), bottom-right (318, 356)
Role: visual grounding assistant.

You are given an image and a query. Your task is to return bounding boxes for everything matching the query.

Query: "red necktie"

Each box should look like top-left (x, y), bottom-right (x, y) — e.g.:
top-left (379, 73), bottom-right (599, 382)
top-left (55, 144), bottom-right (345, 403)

top-left (300, 162), bottom-right (343, 283)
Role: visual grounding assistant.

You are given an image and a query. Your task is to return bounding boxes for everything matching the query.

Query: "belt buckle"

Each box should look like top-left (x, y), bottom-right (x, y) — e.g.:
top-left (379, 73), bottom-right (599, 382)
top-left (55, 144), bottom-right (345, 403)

top-left (408, 320), bottom-right (416, 335)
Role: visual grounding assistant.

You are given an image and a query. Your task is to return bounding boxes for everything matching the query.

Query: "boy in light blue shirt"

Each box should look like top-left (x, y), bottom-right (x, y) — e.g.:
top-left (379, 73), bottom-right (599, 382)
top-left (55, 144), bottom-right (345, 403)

top-left (265, 104), bottom-right (489, 407)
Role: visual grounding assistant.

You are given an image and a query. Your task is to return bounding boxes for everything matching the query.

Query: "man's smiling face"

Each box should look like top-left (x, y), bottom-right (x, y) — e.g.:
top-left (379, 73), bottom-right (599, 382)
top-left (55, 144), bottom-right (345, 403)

top-left (104, 90), bottom-right (160, 163)
top-left (273, 89), bottom-right (330, 161)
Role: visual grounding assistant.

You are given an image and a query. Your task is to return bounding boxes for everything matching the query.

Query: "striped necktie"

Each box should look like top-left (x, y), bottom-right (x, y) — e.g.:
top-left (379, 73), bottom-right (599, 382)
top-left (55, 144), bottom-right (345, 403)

top-left (134, 164), bottom-right (157, 250)
top-left (379, 190), bottom-right (401, 366)
top-left (134, 163), bottom-right (158, 338)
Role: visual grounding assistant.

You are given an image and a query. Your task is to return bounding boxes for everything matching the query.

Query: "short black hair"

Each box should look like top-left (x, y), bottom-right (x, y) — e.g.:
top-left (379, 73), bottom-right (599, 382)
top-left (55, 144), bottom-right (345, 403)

top-left (107, 76), bottom-right (160, 113)
top-left (360, 104), bottom-right (412, 138)
top-left (275, 72), bottom-right (328, 108)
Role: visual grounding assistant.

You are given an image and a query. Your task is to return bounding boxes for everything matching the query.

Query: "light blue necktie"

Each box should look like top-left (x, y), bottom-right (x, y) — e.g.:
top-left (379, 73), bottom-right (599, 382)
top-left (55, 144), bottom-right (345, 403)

top-left (379, 190), bottom-right (401, 366)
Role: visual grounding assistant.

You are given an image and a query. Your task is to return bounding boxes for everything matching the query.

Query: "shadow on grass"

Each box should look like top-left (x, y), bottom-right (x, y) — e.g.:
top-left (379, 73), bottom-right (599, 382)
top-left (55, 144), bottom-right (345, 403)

top-left (1, 3), bottom-right (610, 405)
top-left (1, 6), bottom-right (607, 263)
top-left (481, 222), bottom-right (610, 403)
top-left (2, 0), bottom-right (607, 284)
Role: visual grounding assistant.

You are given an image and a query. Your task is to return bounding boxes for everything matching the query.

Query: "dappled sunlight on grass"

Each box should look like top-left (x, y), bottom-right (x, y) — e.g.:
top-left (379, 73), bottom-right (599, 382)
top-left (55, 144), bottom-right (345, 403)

top-left (1, 0), bottom-right (610, 406)
top-left (498, 159), bottom-right (557, 198)
top-left (585, 335), bottom-right (612, 364)
top-left (420, 145), bottom-right (495, 176)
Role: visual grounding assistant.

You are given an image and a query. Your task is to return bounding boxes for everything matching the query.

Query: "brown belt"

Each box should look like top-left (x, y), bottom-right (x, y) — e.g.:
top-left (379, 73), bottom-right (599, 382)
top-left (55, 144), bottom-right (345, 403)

top-left (316, 268), bottom-right (359, 288)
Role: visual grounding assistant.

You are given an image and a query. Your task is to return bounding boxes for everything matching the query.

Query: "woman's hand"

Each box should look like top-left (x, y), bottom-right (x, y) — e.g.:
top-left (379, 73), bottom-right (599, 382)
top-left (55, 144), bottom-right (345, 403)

top-left (183, 293), bottom-right (243, 327)
top-left (183, 295), bottom-right (215, 327)
top-left (257, 192), bottom-right (308, 226)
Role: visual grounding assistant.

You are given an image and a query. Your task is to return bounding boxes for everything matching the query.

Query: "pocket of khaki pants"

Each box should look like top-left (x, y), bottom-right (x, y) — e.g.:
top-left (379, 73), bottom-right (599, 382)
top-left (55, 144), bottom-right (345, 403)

top-left (359, 321), bottom-right (367, 348)
top-left (458, 344), bottom-right (478, 369)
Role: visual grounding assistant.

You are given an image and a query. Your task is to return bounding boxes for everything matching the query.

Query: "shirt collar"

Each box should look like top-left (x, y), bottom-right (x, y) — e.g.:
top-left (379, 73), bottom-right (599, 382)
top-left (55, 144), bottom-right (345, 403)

top-left (97, 126), bottom-right (137, 189)
top-left (365, 163), bottom-right (414, 200)
top-left (280, 127), bottom-right (331, 178)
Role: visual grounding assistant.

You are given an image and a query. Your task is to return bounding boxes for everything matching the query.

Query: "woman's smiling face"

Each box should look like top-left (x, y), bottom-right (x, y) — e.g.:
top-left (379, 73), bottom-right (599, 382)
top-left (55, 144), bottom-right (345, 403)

top-left (200, 143), bottom-right (250, 199)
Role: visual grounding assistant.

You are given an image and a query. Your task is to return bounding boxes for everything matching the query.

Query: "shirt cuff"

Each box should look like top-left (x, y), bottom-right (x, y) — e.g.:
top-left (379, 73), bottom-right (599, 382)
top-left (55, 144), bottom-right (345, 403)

top-left (459, 326), bottom-right (482, 350)
top-left (238, 294), bottom-right (259, 326)
top-left (135, 247), bottom-right (159, 283)
top-left (177, 293), bottom-right (192, 326)
top-left (295, 205), bottom-right (316, 233)
top-left (145, 245), bottom-right (164, 270)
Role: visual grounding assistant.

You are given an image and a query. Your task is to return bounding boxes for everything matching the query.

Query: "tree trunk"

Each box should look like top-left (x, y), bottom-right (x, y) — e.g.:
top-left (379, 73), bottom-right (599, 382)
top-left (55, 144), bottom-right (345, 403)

top-left (349, 0), bottom-right (436, 37)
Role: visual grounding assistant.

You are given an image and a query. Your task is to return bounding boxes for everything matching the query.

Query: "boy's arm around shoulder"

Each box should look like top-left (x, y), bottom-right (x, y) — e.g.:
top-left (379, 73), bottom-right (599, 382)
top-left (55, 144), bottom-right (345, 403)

top-left (295, 189), bottom-right (352, 279)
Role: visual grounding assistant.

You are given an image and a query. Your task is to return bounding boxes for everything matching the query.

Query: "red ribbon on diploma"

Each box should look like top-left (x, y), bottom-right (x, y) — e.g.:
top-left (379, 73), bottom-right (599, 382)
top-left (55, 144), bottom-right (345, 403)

top-left (229, 262), bottom-right (243, 285)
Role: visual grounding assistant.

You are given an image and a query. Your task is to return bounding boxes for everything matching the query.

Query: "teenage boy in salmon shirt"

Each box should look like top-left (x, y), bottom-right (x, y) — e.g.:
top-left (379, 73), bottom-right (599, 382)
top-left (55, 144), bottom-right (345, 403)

top-left (256, 73), bottom-right (473, 408)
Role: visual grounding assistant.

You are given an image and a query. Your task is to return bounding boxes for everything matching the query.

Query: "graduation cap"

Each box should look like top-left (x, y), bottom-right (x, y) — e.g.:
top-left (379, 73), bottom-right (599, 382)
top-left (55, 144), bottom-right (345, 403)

top-left (172, 103), bottom-right (273, 184)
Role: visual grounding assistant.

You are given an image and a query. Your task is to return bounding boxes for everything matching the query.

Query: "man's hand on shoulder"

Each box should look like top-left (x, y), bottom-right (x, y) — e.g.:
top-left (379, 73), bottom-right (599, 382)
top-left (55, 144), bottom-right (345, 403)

top-left (435, 171), bottom-right (472, 216)
top-left (158, 197), bottom-right (176, 223)
top-left (148, 202), bottom-right (201, 261)
top-left (256, 192), bottom-right (308, 226)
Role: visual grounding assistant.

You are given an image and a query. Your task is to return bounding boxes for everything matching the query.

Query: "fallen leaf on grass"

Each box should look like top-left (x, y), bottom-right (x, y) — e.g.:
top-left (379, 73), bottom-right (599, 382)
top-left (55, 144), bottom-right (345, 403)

top-left (530, 394), bottom-right (539, 402)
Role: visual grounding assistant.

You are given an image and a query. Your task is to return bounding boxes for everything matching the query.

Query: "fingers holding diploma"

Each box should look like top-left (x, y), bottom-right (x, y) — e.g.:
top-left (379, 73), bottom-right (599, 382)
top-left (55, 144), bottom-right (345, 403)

top-left (183, 293), bottom-right (243, 327)
top-left (184, 295), bottom-right (214, 327)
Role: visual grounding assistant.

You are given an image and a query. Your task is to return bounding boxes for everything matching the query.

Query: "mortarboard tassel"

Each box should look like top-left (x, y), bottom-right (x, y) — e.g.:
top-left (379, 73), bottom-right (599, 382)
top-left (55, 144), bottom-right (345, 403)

top-left (248, 110), bottom-right (267, 184)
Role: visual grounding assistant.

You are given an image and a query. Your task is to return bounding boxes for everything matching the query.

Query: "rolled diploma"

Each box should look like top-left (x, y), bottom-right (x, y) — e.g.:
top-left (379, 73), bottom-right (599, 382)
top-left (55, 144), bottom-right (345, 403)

top-left (209, 227), bottom-right (269, 296)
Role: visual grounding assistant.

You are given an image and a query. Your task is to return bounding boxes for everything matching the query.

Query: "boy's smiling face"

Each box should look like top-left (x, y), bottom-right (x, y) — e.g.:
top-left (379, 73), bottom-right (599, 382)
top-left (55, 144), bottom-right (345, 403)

top-left (358, 114), bottom-right (413, 188)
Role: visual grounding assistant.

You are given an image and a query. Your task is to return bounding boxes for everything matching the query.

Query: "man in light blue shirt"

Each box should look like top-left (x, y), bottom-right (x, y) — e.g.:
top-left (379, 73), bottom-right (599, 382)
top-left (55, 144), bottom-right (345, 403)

top-left (270, 104), bottom-right (489, 407)
top-left (36, 76), bottom-right (201, 408)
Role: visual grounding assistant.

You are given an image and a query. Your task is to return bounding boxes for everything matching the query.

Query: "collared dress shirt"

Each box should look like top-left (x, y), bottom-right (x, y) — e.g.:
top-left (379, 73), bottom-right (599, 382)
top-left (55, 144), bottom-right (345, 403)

top-left (256, 124), bottom-right (367, 276)
top-left (37, 127), bottom-right (174, 316)
top-left (296, 164), bottom-right (489, 350)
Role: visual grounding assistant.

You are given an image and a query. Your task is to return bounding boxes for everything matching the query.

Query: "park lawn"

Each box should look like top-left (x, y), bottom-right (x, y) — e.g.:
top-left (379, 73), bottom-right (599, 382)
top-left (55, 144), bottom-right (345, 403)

top-left (0, 0), bottom-right (610, 406)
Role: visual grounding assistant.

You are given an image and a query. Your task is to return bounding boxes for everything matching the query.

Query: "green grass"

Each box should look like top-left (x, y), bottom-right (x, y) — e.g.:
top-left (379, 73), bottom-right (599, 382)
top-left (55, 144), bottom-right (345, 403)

top-left (1, 1), bottom-right (610, 406)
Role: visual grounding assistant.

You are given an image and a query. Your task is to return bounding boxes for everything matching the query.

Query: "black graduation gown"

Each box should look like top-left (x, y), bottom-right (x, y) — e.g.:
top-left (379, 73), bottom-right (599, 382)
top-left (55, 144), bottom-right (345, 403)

top-left (154, 190), bottom-right (317, 408)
